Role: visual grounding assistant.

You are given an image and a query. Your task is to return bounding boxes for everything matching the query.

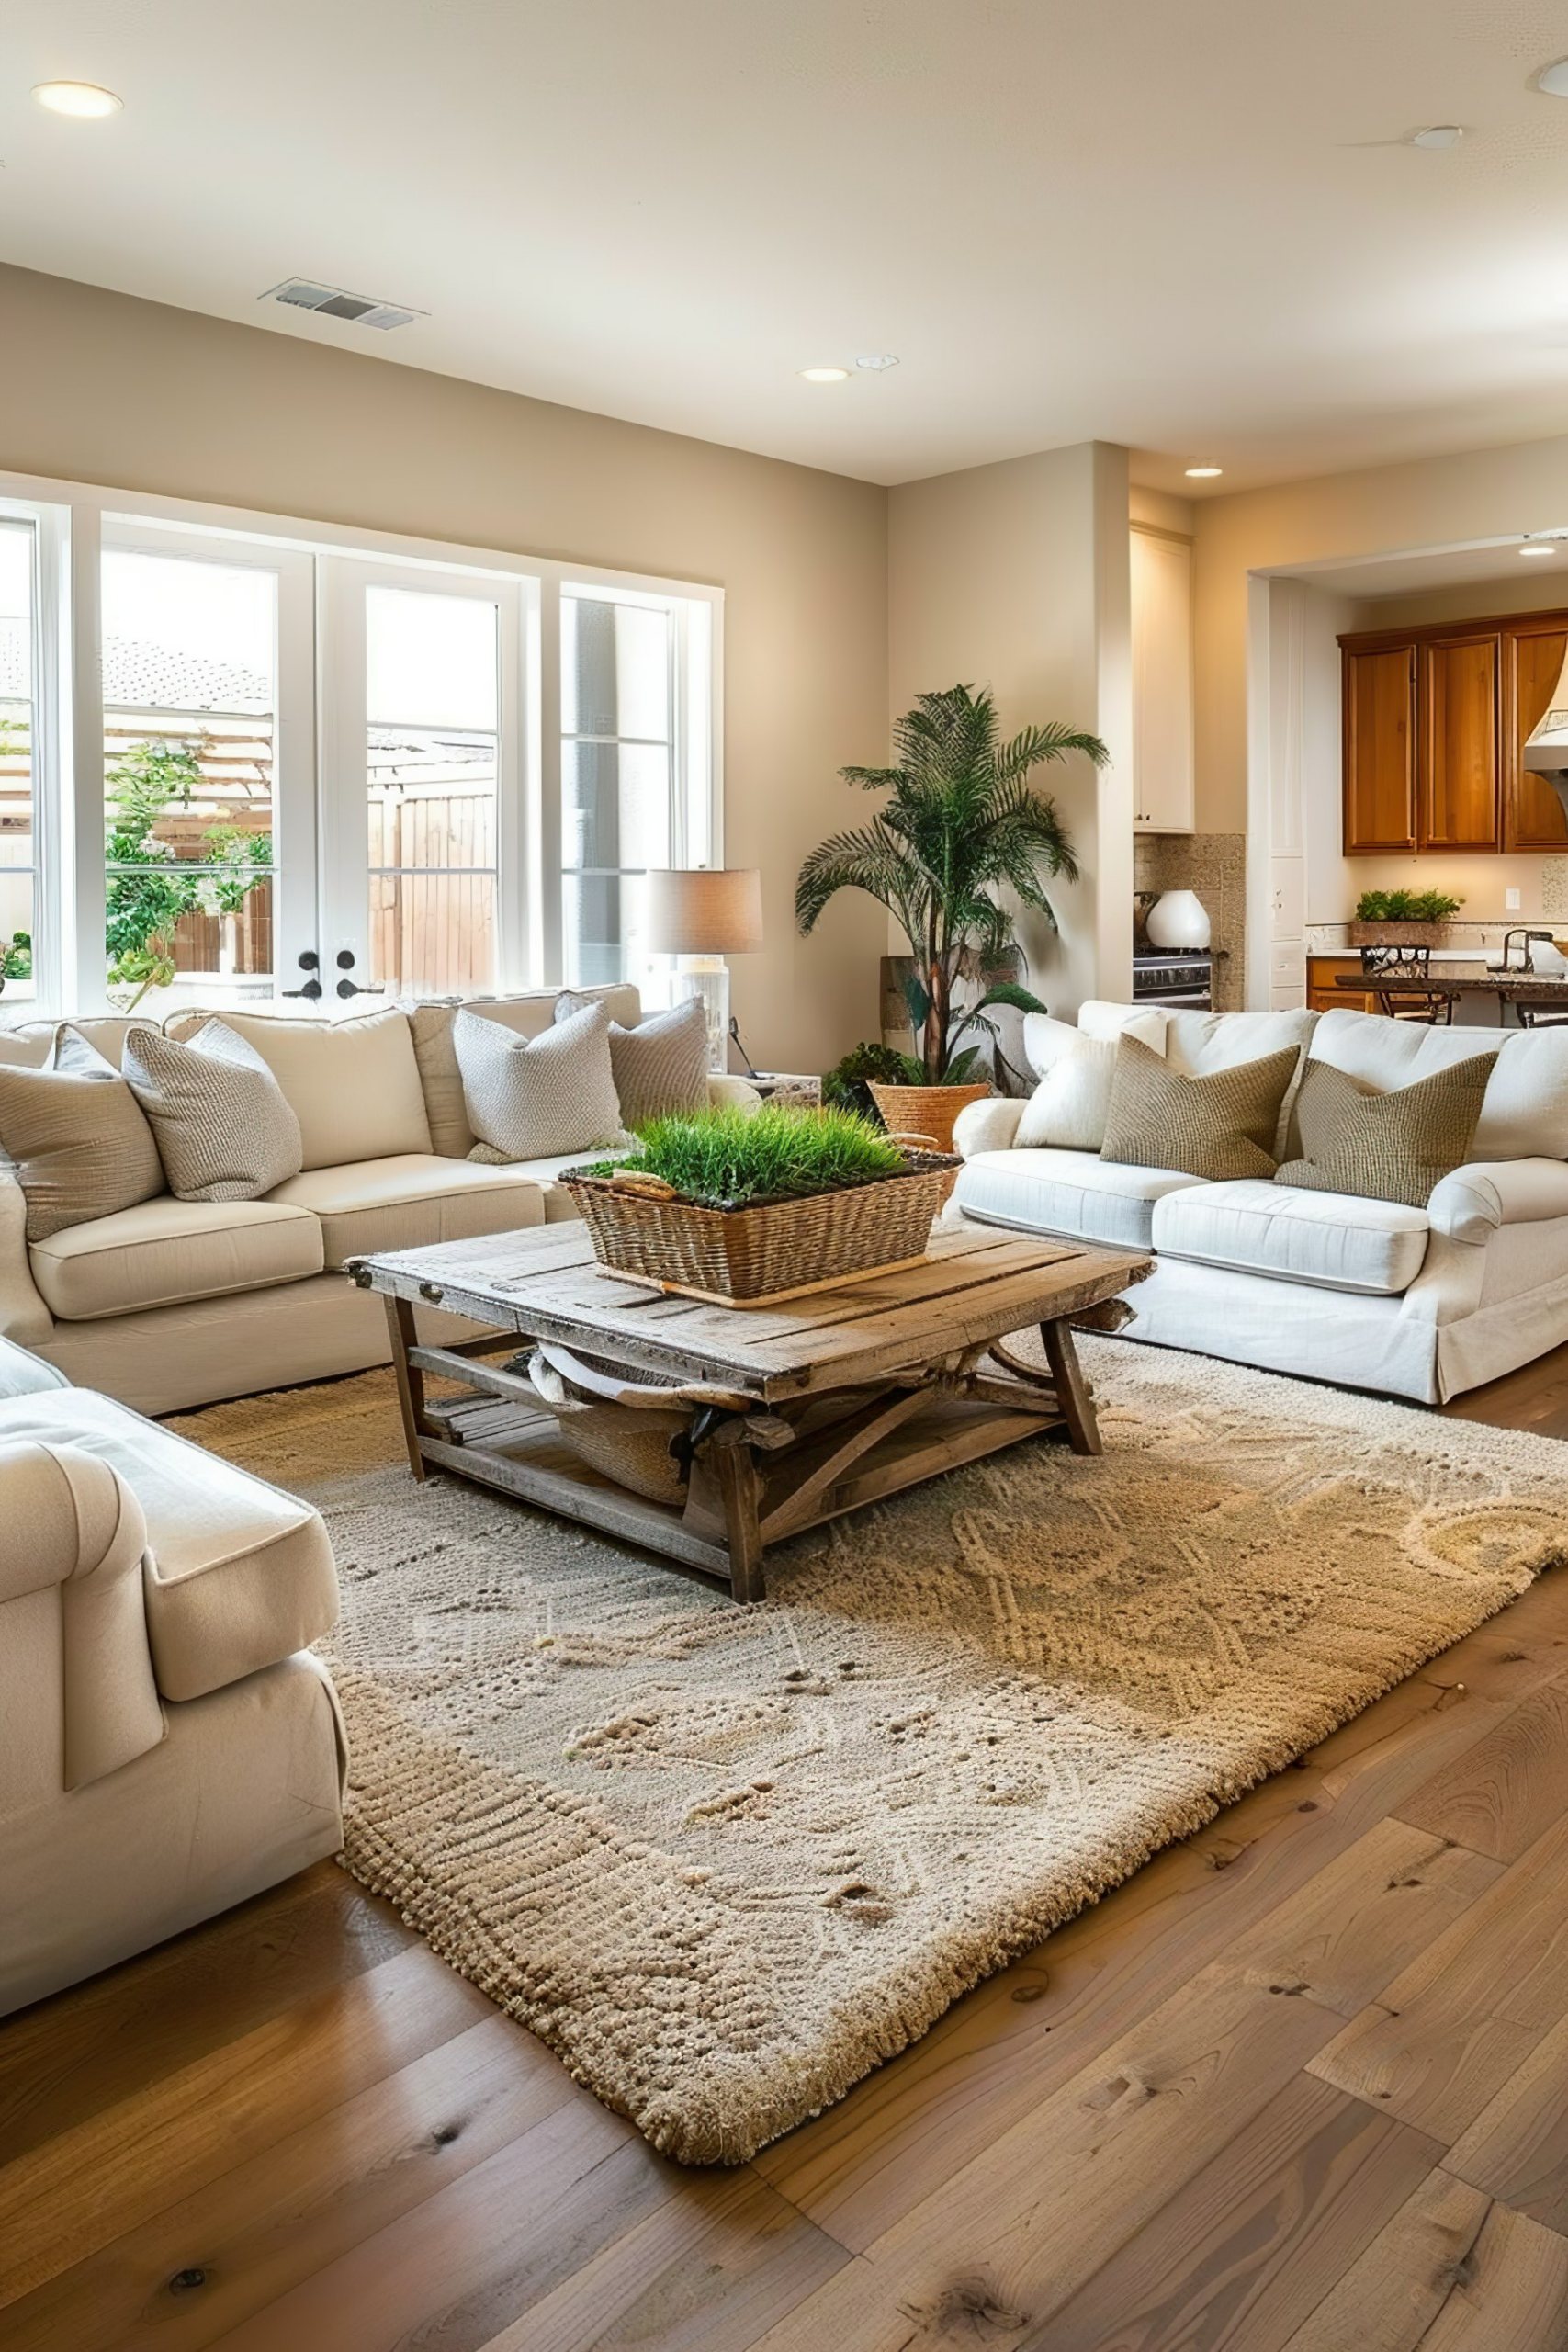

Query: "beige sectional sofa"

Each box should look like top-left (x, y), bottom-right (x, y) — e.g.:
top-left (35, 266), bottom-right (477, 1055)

top-left (0, 986), bottom-right (753, 1415)
top-left (0, 1332), bottom-right (344, 2015)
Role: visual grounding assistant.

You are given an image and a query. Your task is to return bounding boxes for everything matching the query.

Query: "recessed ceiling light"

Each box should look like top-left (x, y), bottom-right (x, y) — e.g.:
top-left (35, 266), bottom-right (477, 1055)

top-left (1521, 543), bottom-right (1556, 557)
top-left (1537, 59), bottom-right (1568, 96)
top-left (855, 355), bottom-right (899, 372)
top-left (1410, 125), bottom-right (1462, 149)
top-left (32, 81), bottom-right (121, 117)
top-left (799, 366), bottom-right (850, 383)
top-left (1184, 465), bottom-right (1224, 479)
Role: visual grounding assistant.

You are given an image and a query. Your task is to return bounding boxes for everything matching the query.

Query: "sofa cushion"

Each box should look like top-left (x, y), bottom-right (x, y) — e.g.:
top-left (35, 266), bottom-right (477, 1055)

top-left (29, 1197), bottom-right (323, 1321)
top-left (1152, 1179), bottom-right (1431, 1296)
top-left (1016, 1035), bottom-right (1123, 1151)
top-left (556, 989), bottom-right (709, 1125)
top-left (1278, 1054), bottom-right (1494, 1209)
top-left (179, 1008), bottom-right (434, 1170)
top-left (267, 1152), bottom-right (554, 1267)
top-left (1164, 1006), bottom-right (1318, 1157)
top-left (0, 1386), bottom-right (338, 1701)
top-left (455, 1000), bottom-right (627, 1160)
top-left (0, 1029), bottom-right (166, 1242)
top-left (1101, 1035), bottom-right (1303, 1182)
top-left (1303, 1010), bottom-right (1504, 1142)
top-left (126, 1022), bottom-right (303, 1202)
top-left (406, 987), bottom-right (642, 1156)
top-left (1022, 1005), bottom-right (1164, 1080)
top-left (953, 1147), bottom-right (1206, 1249)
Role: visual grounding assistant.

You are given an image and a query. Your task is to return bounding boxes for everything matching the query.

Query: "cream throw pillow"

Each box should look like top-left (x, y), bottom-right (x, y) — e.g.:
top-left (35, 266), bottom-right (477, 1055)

top-left (1016, 1035), bottom-right (1122, 1151)
top-left (455, 1000), bottom-right (628, 1160)
top-left (0, 1025), bottom-right (165, 1241)
top-left (125, 1021), bottom-right (304, 1202)
top-left (554, 989), bottom-right (709, 1128)
top-left (1018, 1010), bottom-right (1167, 1150)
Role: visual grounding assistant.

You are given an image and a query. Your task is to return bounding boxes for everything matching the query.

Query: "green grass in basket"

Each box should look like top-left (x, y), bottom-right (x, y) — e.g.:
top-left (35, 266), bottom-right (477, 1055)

top-left (582, 1102), bottom-right (907, 1210)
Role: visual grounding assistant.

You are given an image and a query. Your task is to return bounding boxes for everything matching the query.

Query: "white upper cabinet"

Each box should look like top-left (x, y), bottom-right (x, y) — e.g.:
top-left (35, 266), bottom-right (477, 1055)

top-left (1131, 527), bottom-right (1195, 832)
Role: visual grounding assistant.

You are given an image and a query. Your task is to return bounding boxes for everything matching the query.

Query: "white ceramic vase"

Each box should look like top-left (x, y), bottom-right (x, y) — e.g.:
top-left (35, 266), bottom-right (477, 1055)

top-left (1145, 888), bottom-right (1211, 951)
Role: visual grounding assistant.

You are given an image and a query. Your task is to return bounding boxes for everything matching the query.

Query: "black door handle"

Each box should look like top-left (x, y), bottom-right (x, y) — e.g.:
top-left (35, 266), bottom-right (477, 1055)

top-left (283, 950), bottom-right (322, 1001)
top-left (333, 948), bottom-right (382, 1001)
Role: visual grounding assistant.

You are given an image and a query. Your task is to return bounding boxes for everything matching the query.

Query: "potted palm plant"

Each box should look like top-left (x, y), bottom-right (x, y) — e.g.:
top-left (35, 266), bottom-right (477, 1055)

top-left (796, 684), bottom-right (1104, 1148)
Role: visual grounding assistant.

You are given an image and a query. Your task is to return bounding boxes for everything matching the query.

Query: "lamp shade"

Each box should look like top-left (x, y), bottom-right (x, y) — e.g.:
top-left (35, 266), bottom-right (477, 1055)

top-left (645, 867), bottom-right (764, 955)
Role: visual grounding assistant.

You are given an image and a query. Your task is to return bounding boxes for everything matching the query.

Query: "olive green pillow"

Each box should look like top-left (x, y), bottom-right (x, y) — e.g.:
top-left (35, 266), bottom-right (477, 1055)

top-left (1275, 1054), bottom-right (1494, 1208)
top-left (1100, 1035), bottom-right (1302, 1182)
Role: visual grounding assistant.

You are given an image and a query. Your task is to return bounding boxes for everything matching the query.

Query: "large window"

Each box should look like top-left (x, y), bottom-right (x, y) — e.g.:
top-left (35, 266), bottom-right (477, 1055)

top-left (562, 588), bottom-right (713, 994)
top-left (101, 548), bottom-right (279, 1012)
top-left (0, 525), bottom-right (38, 1002)
top-left (0, 484), bottom-right (720, 1021)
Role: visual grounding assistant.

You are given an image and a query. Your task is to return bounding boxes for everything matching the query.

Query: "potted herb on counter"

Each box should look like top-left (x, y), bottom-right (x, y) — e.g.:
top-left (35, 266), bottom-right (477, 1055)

top-left (1349, 888), bottom-right (1464, 947)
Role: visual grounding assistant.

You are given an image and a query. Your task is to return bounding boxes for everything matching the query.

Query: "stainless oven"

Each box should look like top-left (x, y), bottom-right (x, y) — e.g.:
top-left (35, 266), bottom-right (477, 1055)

top-left (1132, 950), bottom-right (1212, 1009)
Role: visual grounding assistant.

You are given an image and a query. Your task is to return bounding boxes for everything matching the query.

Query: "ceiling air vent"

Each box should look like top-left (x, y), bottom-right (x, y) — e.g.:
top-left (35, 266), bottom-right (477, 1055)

top-left (262, 278), bottom-right (424, 332)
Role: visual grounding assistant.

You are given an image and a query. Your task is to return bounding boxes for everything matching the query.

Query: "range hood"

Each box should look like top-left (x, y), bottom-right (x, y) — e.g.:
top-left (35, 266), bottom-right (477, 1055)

top-left (1522, 648), bottom-right (1568, 824)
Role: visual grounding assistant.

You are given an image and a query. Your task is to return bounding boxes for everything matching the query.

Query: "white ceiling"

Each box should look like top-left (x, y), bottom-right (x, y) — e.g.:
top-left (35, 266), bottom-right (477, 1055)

top-left (10, 1), bottom-right (1568, 491)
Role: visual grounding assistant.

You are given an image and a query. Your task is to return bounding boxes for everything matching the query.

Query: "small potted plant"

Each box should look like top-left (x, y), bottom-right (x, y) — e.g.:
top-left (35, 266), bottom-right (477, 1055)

top-left (563, 1103), bottom-right (953, 1305)
top-left (796, 684), bottom-right (1102, 1150)
top-left (1349, 888), bottom-right (1464, 948)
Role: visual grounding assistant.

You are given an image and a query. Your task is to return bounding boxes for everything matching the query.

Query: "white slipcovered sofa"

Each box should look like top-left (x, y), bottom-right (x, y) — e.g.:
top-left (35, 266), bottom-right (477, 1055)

top-left (950, 1002), bottom-right (1568, 1404)
top-left (0, 1333), bottom-right (343, 2015)
top-left (0, 986), bottom-right (754, 1416)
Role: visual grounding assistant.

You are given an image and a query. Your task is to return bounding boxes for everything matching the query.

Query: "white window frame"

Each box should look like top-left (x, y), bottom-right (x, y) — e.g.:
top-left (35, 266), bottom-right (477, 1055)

top-left (319, 555), bottom-right (525, 998)
top-left (0, 468), bottom-right (723, 1017)
top-left (98, 519), bottom-right (318, 1007)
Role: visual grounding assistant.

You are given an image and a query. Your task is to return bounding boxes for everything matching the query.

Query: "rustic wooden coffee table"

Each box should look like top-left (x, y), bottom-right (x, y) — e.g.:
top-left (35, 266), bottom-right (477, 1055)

top-left (348, 1223), bottom-right (1149, 1603)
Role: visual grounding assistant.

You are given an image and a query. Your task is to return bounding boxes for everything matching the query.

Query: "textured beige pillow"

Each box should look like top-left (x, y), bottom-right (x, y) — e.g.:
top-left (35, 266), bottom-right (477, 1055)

top-left (1100, 1035), bottom-right (1302, 1182)
top-left (1017, 1035), bottom-right (1121, 1150)
top-left (555, 989), bottom-right (708, 1127)
top-left (1276, 1055), bottom-right (1494, 1208)
top-left (125, 1021), bottom-right (304, 1202)
top-left (455, 1000), bottom-right (627, 1160)
top-left (0, 1026), bottom-right (165, 1241)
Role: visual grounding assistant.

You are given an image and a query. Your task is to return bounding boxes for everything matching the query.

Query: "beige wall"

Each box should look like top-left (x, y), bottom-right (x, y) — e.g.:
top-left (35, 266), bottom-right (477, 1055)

top-left (0, 263), bottom-right (888, 1074)
top-left (888, 441), bottom-right (1134, 1020)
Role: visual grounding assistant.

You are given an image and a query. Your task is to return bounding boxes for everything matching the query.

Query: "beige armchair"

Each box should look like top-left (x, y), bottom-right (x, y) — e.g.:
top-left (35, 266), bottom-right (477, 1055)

top-left (0, 1343), bottom-right (345, 2015)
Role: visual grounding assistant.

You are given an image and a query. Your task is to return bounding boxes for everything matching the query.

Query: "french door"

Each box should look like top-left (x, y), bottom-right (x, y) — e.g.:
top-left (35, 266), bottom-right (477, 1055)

top-left (98, 526), bottom-right (316, 1014)
top-left (319, 560), bottom-right (525, 1004)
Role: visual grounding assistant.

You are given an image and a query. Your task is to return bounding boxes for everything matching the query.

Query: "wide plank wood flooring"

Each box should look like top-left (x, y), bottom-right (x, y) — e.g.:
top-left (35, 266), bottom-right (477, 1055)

top-left (10, 1342), bottom-right (1568, 2348)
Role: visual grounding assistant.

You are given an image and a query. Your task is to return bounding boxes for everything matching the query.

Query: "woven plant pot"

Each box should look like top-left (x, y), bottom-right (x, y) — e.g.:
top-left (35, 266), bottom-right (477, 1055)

top-left (1348, 921), bottom-right (1456, 948)
top-left (562, 1154), bottom-right (957, 1306)
top-left (866, 1080), bottom-right (990, 1156)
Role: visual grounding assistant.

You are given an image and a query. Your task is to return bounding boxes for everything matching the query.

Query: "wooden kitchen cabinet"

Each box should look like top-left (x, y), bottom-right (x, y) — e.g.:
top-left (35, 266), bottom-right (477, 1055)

top-left (1342, 644), bottom-right (1416, 854)
top-left (1341, 605), bottom-right (1568, 856)
top-left (1419, 631), bottom-right (1501, 851)
top-left (1306, 955), bottom-right (1372, 1013)
top-left (1506, 621), bottom-right (1568, 851)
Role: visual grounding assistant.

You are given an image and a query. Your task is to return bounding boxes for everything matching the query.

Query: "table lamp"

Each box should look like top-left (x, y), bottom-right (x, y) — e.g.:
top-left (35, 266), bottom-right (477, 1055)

top-left (645, 867), bottom-right (764, 1072)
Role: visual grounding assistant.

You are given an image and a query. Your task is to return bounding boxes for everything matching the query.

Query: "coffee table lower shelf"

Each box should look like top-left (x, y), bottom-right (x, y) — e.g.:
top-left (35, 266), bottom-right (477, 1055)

top-left (384, 1299), bottom-right (1106, 1603)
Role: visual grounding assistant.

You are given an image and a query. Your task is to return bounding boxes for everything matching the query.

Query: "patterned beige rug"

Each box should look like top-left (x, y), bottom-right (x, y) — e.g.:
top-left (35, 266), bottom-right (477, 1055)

top-left (175, 1339), bottom-right (1568, 2165)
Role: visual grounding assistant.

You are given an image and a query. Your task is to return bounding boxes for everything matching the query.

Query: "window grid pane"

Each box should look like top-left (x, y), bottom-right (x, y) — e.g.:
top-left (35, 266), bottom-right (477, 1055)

top-left (561, 594), bottom-right (674, 989)
top-left (364, 591), bottom-right (501, 998)
top-left (100, 551), bottom-right (277, 1014)
top-left (0, 525), bottom-right (37, 1001)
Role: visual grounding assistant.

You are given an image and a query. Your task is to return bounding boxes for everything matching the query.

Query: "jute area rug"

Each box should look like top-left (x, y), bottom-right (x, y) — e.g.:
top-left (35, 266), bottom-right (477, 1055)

top-left (175, 1338), bottom-right (1568, 2166)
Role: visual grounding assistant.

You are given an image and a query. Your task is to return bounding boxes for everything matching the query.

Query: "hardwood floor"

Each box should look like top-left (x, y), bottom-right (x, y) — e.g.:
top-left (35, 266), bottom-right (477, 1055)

top-left (9, 1346), bottom-right (1568, 2349)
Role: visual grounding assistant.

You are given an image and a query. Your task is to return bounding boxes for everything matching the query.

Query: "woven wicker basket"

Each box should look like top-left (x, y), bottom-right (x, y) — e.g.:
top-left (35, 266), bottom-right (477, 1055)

top-left (562, 1153), bottom-right (957, 1306)
top-left (866, 1080), bottom-right (990, 1156)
